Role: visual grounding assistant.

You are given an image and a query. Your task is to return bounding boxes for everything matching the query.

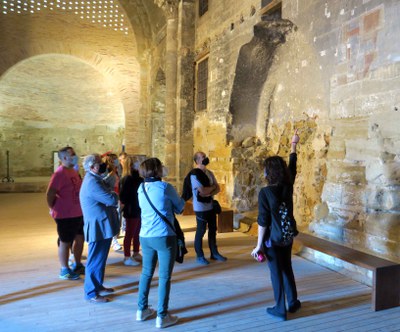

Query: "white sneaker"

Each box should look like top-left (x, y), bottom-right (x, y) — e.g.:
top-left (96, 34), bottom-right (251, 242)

top-left (68, 253), bottom-right (75, 268)
top-left (124, 257), bottom-right (140, 266)
top-left (136, 307), bottom-right (155, 321)
top-left (132, 252), bottom-right (142, 262)
top-left (112, 238), bottom-right (122, 251)
top-left (156, 313), bottom-right (179, 328)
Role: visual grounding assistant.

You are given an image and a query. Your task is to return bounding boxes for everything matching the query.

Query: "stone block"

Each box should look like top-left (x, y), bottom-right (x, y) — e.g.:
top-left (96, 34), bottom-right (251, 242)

top-left (363, 8), bottom-right (381, 34)
top-left (366, 159), bottom-right (400, 186)
top-left (321, 182), bottom-right (347, 205)
top-left (330, 98), bottom-right (356, 119)
top-left (309, 216), bottom-right (347, 242)
top-left (330, 81), bottom-right (362, 105)
top-left (345, 139), bottom-right (381, 162)
top-left (326, 160), bottom-right (366, 184)
top-left (313, 202), bottom-right (329, 220)
top-left (366, 187), bottom-right (400, 211)
top-left (341, 184), bottom-right (367, 207)
top-left (369, 111), bottom-right (400, 139)
top-left (355, 92), bottom-right (395, 116)
top-left (364, 213), bottom-right (400, 242)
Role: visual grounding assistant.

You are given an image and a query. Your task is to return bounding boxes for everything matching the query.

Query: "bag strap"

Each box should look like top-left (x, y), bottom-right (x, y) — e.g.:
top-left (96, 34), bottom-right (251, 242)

top-left (141, 183), bottom-right (176, 234)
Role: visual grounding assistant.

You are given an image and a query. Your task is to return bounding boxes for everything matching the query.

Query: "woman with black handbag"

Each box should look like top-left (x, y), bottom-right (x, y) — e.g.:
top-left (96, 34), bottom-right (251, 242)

top-left (251, 129), bottom-right (301, 321)
top-left (135, 158), bottom-right (185, 329)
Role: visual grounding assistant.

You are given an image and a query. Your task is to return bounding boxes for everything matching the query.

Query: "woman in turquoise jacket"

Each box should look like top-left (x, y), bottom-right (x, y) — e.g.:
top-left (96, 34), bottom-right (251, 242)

top-left (135, 158), bottom-right (185, 329)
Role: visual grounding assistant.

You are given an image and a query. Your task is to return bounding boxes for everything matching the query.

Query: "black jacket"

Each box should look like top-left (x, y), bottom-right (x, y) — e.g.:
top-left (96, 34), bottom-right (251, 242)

top-left (119, 170), bottom-right (143, 218)
top-left (257, 153), bottom-right (297, 235)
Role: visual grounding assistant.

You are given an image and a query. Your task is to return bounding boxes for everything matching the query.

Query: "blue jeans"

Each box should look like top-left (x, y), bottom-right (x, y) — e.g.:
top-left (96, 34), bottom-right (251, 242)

top-left (138, 236), bottom-right (176, 318)
top-left (194, 210), bottom-right (218, 258)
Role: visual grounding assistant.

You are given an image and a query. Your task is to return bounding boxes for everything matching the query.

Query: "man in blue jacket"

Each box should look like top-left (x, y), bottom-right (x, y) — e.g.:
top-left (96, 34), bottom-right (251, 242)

top-left (80, 154), bottom-right (120, 303)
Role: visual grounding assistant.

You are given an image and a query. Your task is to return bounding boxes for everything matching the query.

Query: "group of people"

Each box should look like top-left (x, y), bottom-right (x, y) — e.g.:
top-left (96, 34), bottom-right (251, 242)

top-left (46, 146), bottom-right (230, 328)
top-left (45, 129), bottom-right (301, 327)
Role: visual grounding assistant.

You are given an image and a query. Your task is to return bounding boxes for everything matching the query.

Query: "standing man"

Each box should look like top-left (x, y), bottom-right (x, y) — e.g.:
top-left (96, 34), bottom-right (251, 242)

top-left (46, 146), bottom-right (85, 280)
top-left (80, 154), bottom-right (120, 303)
top-left (191, 152), bottom-right (227, 265)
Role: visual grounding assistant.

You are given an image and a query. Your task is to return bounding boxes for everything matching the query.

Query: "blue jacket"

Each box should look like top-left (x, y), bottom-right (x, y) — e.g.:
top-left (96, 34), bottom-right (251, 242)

top-left (138, 180), bottom-right (185, 238)
top-left (79, 171), bottom-right (120, 243)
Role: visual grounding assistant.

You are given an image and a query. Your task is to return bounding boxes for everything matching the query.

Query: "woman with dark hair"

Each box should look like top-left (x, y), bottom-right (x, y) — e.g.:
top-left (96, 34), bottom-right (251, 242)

top-left (251, 129), bottom-right (301, 321)
top-left (136, 158), bottom-right (185, 329)
top-left (119, 156), bottom-right (143, 266)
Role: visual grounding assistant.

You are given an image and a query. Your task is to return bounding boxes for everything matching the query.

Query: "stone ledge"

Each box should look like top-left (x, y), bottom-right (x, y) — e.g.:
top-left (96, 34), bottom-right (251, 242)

top-left (0, 177), bottom-right (49, 193)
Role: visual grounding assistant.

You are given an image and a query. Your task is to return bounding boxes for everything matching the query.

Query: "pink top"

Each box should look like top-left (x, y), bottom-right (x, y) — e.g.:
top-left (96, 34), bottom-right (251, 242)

top-left (48, 166), bottom-right (83, 219)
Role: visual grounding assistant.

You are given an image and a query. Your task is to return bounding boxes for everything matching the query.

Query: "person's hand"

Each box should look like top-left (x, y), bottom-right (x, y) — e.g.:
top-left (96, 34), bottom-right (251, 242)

top-left (291, 128), bottom-right (300, 144)
top-left (251, 245), bottom-right (261, 259)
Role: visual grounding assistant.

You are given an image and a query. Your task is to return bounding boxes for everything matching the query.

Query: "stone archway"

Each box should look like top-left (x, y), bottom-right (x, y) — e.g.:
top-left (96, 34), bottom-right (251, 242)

top-left (0, 54), bottom-right (125, 177)
top-left (230, 24), bottom-right (330, 230)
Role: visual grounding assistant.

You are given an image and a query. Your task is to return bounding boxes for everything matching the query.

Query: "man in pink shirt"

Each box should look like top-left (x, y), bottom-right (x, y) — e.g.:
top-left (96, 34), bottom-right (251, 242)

top-left (46, 146), bottom-right (84, 280)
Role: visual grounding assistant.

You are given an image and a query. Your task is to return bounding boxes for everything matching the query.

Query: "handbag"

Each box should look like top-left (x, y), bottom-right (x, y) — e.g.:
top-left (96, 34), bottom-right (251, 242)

top-left (212, 199), bottom-right (222, 214)
top-left (142, 184), bottom-right (188, 263)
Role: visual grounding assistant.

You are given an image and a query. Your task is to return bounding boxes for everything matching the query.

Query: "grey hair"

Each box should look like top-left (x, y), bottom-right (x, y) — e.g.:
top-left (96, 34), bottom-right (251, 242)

top-left (83, 154), bottom-right (100, 172)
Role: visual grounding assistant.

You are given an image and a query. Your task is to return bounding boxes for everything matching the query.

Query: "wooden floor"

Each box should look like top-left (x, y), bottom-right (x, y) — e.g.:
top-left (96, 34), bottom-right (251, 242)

top-left (1, 193), bottom-right (400, 332)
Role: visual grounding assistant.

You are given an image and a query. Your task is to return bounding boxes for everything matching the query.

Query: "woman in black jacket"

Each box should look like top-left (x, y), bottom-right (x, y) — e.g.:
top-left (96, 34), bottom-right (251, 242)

top-left (119, 156), bottom-right (143, 266)
top-left (251, 129), bottom-right (301, 321)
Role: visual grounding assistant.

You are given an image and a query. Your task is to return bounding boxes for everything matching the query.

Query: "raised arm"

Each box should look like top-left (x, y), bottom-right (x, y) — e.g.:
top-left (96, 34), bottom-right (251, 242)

top-left (288, 129), bottom-right (300, 181)
top-left (291, 128), bottom-right (299, 154)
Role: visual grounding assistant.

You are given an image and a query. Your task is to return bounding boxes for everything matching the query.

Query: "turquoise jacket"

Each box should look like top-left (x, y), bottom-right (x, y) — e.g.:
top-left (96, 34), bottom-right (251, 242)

top-left (138, 180), bottom-right (185, 238)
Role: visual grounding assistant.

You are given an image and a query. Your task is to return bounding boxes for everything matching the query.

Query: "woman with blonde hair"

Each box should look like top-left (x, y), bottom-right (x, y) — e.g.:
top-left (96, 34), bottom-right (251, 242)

top-left (119, 156), bottom-right (143, 266)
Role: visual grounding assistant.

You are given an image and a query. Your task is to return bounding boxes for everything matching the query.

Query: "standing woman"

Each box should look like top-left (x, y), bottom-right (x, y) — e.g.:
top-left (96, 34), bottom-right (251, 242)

top-left (119, 156), bottom-right (142, 266)
top-left (136, 158), bottom-right (185, 329)
top-left (251, 129), bottom-right (301, 321)
top-left (102, 153), bottom-right (122, 251)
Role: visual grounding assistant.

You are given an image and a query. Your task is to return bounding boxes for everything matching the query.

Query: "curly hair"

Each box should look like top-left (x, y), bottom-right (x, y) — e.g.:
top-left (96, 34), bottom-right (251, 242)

top-left (263, 156), bottom-right (291, 185)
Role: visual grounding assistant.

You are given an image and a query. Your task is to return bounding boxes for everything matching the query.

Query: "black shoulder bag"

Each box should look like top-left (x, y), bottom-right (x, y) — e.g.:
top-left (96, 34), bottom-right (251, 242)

top-left (142, 184), bottom-right (188, 263)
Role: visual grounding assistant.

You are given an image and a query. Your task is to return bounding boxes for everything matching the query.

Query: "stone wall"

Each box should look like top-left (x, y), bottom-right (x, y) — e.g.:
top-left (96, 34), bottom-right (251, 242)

top-left (0, 0), bottom-right (170, 177)
top-left (193, 0), bottom-right (400, 261)
top-left (1, 0), bottom-right (400, 264)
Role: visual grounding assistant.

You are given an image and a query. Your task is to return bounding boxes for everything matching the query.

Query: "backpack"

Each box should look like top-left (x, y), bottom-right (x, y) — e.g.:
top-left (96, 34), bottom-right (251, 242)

top-left (270, 200), bottom-right (298, 246)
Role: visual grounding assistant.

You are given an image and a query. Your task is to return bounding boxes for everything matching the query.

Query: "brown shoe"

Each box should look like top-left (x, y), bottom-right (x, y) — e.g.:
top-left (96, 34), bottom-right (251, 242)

top-left (99, 286), bottom-right (115, 294)
top-left (88, 295), bottom-right (110, 304)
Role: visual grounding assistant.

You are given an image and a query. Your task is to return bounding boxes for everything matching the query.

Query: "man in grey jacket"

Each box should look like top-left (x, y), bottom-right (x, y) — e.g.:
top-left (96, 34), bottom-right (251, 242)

top-left (80, 154), bottom-right (120, 303)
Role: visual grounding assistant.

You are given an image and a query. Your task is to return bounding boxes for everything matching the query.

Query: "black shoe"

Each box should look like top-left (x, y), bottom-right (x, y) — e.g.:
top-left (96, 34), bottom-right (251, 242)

top-left (210, 254), bottom-right (227, 262)
top-left (288, 300), bottom-right (301, 313)
top-left (266, 307), bottom-right (287, 321)
top-left (197, 257), bottom-right (210, 265)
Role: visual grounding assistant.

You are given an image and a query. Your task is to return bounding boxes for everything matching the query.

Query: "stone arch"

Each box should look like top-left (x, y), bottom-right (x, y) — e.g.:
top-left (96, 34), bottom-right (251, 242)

top-left (0, 1), bottom-right (143, 157)
top-left (228, 20), bottom-right (294, 143)
top-left (230, 26), bottom-right (330, 231)
top-left (0, 54), bottom-right (125, 176)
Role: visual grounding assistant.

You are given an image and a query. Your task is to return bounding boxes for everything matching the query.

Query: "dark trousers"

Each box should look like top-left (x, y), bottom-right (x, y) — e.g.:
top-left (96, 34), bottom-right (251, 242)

top-left (265, 243), bottom-right (298, 315)
top-left (84, 238), bottom-right (112, 299)
top-left (194, 210), bottom-right (218, 258)
top-left (124, 217), bottom-right (141, 257)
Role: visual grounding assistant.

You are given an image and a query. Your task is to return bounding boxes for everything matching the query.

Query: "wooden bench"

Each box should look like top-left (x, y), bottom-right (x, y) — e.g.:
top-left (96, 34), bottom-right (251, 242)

top-left (295, 232), bottom-right (400, 311)
top-left (182, 201), bottom-right (234, 233)
top-left (217, 208), bottom-right (234, 233)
